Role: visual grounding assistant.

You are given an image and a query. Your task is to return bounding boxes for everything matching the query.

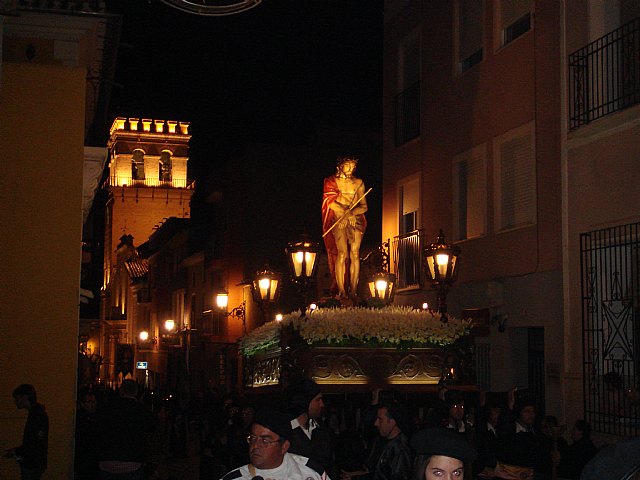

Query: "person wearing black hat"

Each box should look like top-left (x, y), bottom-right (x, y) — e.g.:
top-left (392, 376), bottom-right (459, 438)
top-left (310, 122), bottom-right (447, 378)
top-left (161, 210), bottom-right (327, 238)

top-left (221, 406), bottom-right (329, 480)
top-left (286, 378), bottom-right (337, 479)
top-left (410, 428), bottom-right (477, 480)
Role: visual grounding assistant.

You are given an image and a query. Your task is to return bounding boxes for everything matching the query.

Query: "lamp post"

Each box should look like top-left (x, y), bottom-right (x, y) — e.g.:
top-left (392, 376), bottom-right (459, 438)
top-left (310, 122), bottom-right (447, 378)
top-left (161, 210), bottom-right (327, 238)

top-left (365, 240), bottom-right (396, 305)
top-left (285, 236), bottom-right (320, 313)
top-left (424, 230), bottom-right (460, 322)
top-left (252, 265), bottom-right (281, 324)
top-left (215, 291), bottom-right (247, 334)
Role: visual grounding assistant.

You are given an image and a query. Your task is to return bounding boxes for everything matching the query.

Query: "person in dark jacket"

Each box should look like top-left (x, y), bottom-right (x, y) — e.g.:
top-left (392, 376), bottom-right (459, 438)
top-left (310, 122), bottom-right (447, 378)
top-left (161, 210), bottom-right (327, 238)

top-left (97, 380), bottom-right (156, 479)
top-left (75, 390), bottom-right (100, 479)
top-left (496, 390), bottom-right (551, 479)
top-left (286, 378), bottom-right (337, 479)
top-left (473, 392), bottom-right (506, 477)
top-left (341, 400), bottom-right (414, 480)
top-left (556, 420), bottom-right (598, 479)
top-left (4, 384), bottom-right (49, 480)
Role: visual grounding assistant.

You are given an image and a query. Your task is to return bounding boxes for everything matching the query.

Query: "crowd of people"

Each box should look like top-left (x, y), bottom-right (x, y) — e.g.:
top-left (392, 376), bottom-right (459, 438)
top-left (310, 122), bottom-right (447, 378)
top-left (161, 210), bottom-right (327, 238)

top-left (4, 380), bottom-right (638, 480)
top-left (74, 379), bottom-right (606, 480)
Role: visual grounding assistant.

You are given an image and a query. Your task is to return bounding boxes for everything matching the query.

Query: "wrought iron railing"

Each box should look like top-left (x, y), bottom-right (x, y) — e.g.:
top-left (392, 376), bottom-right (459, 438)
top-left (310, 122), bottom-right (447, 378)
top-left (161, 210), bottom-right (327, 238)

top-left (581, 222), bottom-right (640, 436)
top-left (107, 176), bottom-right (194, 188)
top-left (391, 230), bottom-right (424, 290)
top-left (395, 82), bottom-right (421, 146)
top-left (569, 17), bottom-right (640, 131)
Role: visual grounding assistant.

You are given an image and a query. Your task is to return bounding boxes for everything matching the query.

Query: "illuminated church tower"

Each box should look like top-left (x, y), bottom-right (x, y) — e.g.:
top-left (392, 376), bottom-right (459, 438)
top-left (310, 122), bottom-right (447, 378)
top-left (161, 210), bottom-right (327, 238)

top-left (101, 117), bottom-right (193, 384)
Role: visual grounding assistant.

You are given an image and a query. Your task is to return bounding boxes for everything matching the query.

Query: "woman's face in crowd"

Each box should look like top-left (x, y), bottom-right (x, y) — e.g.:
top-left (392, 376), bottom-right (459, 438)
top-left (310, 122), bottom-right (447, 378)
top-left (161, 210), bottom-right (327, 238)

top-left (424, 455), bottom-right (464, 480)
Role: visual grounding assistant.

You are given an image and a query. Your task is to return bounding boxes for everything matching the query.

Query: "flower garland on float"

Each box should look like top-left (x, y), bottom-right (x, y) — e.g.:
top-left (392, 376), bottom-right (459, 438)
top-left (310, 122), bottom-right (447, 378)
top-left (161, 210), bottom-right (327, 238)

top-left (239, 305), bottom-right (470, 357)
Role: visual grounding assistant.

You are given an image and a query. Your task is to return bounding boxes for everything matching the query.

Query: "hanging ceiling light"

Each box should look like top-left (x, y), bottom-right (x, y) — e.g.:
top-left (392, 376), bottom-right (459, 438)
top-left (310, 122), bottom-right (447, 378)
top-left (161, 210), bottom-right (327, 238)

top-left (161, 0), bottom-right (262, 17)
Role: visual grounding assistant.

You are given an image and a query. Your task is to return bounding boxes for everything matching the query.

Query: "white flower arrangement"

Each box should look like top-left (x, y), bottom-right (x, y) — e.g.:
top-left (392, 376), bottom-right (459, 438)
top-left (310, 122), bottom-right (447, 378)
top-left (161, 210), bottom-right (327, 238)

top-left (239, 306), bottom-right (470, 356)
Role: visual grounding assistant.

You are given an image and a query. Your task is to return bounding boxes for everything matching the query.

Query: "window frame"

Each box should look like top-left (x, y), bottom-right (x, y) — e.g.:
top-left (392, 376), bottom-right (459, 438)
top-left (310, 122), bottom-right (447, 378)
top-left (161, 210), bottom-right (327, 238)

top-left (492, 121), bottom-right (537, 233)
top-left (452, 144), bottom-right (488, 241)
top-left (493, 0), bottom-right (533, 52)
top-left (453, 0), bottom-right (485, 75)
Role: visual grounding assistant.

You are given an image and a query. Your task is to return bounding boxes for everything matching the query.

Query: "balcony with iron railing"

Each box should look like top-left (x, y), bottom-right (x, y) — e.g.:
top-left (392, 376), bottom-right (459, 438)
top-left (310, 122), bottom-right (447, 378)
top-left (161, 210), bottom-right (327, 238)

top-left (395, 82), bottom-right (421, 146)
top-left (391, 229), bottom-right (424, 291)
top-left (569, 17), bottom-right (640, 131)
top-left (106, 176), bottom-right (194, 189)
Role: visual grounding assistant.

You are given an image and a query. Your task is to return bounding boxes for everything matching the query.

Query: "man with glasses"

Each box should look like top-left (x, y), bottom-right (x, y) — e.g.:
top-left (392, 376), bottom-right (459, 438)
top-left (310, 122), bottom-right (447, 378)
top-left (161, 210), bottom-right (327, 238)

top-left (221, 406), bottom-right (329, 480)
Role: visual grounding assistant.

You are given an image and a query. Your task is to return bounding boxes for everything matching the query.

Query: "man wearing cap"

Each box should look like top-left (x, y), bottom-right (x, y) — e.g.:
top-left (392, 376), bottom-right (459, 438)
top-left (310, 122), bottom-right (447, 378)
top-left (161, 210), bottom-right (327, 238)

top-left (221, 406), bottom-right (329, 480)
top-left (286, 378), bottom-right (336, 478)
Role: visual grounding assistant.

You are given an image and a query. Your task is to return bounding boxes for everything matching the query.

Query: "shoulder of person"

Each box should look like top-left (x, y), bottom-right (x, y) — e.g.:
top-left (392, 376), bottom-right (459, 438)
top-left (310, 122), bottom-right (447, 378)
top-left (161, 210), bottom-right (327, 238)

top-left (221, 467), bottom-right (243, 480)
top-left (289, 453), bottom-right (326, 476)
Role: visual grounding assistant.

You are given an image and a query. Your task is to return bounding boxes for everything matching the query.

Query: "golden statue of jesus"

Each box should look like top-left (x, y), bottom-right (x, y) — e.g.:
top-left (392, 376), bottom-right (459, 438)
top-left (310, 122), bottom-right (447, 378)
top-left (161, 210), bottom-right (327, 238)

top-left (322, 156), bottom-right (368, 299)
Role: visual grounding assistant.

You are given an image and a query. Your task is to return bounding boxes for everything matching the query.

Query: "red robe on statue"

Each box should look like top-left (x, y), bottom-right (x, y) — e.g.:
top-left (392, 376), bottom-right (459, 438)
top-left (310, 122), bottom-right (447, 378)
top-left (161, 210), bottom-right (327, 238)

top-left (322, 175), bottom-right (367, 295)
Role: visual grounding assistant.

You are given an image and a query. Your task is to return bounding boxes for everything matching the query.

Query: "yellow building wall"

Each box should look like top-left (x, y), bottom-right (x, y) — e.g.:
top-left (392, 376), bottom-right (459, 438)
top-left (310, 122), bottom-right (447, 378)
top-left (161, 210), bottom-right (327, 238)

top-left (0, 62), bottom-right (86, 479)
top-left (107, 187), bottom-right (192, 255)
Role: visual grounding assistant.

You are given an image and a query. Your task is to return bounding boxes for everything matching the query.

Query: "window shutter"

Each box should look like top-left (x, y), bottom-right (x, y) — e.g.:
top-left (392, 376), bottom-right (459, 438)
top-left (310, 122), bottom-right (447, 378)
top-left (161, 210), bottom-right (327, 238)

top-left (499, 133), bottom-right (536, 230)
top-left (454, 147), bottom-right (486, 240)
top-left (402, 179), bottom-right (419, 215)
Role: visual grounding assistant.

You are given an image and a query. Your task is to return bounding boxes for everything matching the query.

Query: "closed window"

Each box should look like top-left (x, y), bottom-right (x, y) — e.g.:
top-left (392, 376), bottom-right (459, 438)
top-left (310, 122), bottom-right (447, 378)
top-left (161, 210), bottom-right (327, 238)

top-left (396, 32), bottom-right (421, 146)
top-left (455, 0), bottom-right (484, 73)
top-left (453, 145), bottom-right (486, 240)
top-left (399, 177), bottom-right (420, 235)
top-left (493, 122), bottom-right (536, 231)
top-left (496, 0), bottom-right (532, 48)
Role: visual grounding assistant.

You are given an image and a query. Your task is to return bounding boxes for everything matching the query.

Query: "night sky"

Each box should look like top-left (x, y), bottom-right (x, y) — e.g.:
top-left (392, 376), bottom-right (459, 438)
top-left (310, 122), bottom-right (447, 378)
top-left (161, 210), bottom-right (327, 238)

top-left (107, 0), bottom-right (383, 146)
top-left (104, 0), bottom-right (385, 276)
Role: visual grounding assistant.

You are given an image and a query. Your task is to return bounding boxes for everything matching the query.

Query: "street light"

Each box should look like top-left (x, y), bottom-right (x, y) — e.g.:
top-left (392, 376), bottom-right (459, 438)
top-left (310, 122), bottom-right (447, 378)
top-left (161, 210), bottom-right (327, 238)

top-left (252, 265), bottom-right (281, 303)
top-left (368, 271), bottom-right (396, 304)
top-left (215, 291), bottom-right (247, 334)
top-left (252, 265), bottom-right (281, 324)
top-left (164, 319), bottom-right (175, 332)
top-left (286, 237), bottom-right (320, 285)
top-left (364, 240), bottom-right (395, 305)
top-left (424, 229), bottom-right (460, 322)
top-left (286, 236), bottom-right (320, 313)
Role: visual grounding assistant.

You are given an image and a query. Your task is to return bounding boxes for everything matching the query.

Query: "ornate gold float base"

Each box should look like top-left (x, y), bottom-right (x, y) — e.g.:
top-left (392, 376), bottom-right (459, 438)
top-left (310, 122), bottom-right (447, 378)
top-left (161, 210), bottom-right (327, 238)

top-left (243, 344), bottom-right (473, 391)
top-left (304, 347), bottom-right (444, 385)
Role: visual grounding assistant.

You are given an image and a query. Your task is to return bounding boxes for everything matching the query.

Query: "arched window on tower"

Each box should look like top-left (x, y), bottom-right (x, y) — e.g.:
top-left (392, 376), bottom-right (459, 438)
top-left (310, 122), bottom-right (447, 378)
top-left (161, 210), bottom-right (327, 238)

top-left (159, 150), bottom-right (172, 183)
top-left (132, 149), bottom-right (145, 181)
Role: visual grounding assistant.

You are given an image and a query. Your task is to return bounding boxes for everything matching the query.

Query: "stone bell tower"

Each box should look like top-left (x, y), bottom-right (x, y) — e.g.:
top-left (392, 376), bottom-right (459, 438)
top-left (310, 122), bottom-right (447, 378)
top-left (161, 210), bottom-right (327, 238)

top-left (103, 117), bottom-right (193, 288)
top-left (101, 117), bottom-right (194, 383)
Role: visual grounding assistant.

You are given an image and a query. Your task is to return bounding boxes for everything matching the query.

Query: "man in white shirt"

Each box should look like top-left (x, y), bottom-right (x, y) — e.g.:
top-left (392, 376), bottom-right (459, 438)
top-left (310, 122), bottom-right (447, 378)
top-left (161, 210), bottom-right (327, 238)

top-left (221, 406), bottom-right (329, 480)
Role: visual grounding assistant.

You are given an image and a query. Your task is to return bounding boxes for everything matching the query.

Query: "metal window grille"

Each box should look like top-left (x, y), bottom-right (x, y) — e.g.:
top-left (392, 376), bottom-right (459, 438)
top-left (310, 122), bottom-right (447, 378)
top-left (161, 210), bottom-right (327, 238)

top-left (395, 82), bottom-right (421, 146)
top-left (581, 222), bottom-right (640, 436)
top-left (391, 230), bottom-right (423, 290)
top-left (569, 17), bottom-right (640, 131)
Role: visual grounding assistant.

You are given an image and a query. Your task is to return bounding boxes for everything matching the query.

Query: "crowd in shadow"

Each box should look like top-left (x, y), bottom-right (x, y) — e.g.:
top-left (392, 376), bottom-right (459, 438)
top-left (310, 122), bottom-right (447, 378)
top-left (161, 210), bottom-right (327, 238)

top-left (71, 380), bottom-right (637, 480)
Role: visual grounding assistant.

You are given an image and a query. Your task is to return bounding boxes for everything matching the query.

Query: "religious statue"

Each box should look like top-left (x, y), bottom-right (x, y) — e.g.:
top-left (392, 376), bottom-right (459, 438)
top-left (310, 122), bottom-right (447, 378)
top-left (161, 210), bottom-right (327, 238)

top-left (322, 156), bottom-right (369, 299)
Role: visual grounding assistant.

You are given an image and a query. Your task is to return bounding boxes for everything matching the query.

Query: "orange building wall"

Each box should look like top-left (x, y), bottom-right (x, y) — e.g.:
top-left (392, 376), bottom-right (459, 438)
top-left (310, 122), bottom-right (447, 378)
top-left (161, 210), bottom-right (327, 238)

top-left (107, 187), bottom-right (192, 254)
top-left (383, 0), bottom-right (562, 284)
top-left (0, 62), bottom-right (86, 480)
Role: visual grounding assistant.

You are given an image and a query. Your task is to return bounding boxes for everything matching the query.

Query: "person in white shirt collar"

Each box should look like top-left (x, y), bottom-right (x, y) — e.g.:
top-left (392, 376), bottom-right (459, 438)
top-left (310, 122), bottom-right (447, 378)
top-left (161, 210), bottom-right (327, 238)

top-left (221, 406), bottom-right (329, 480)
top-left (285, 378), bottom-right (337, 478)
